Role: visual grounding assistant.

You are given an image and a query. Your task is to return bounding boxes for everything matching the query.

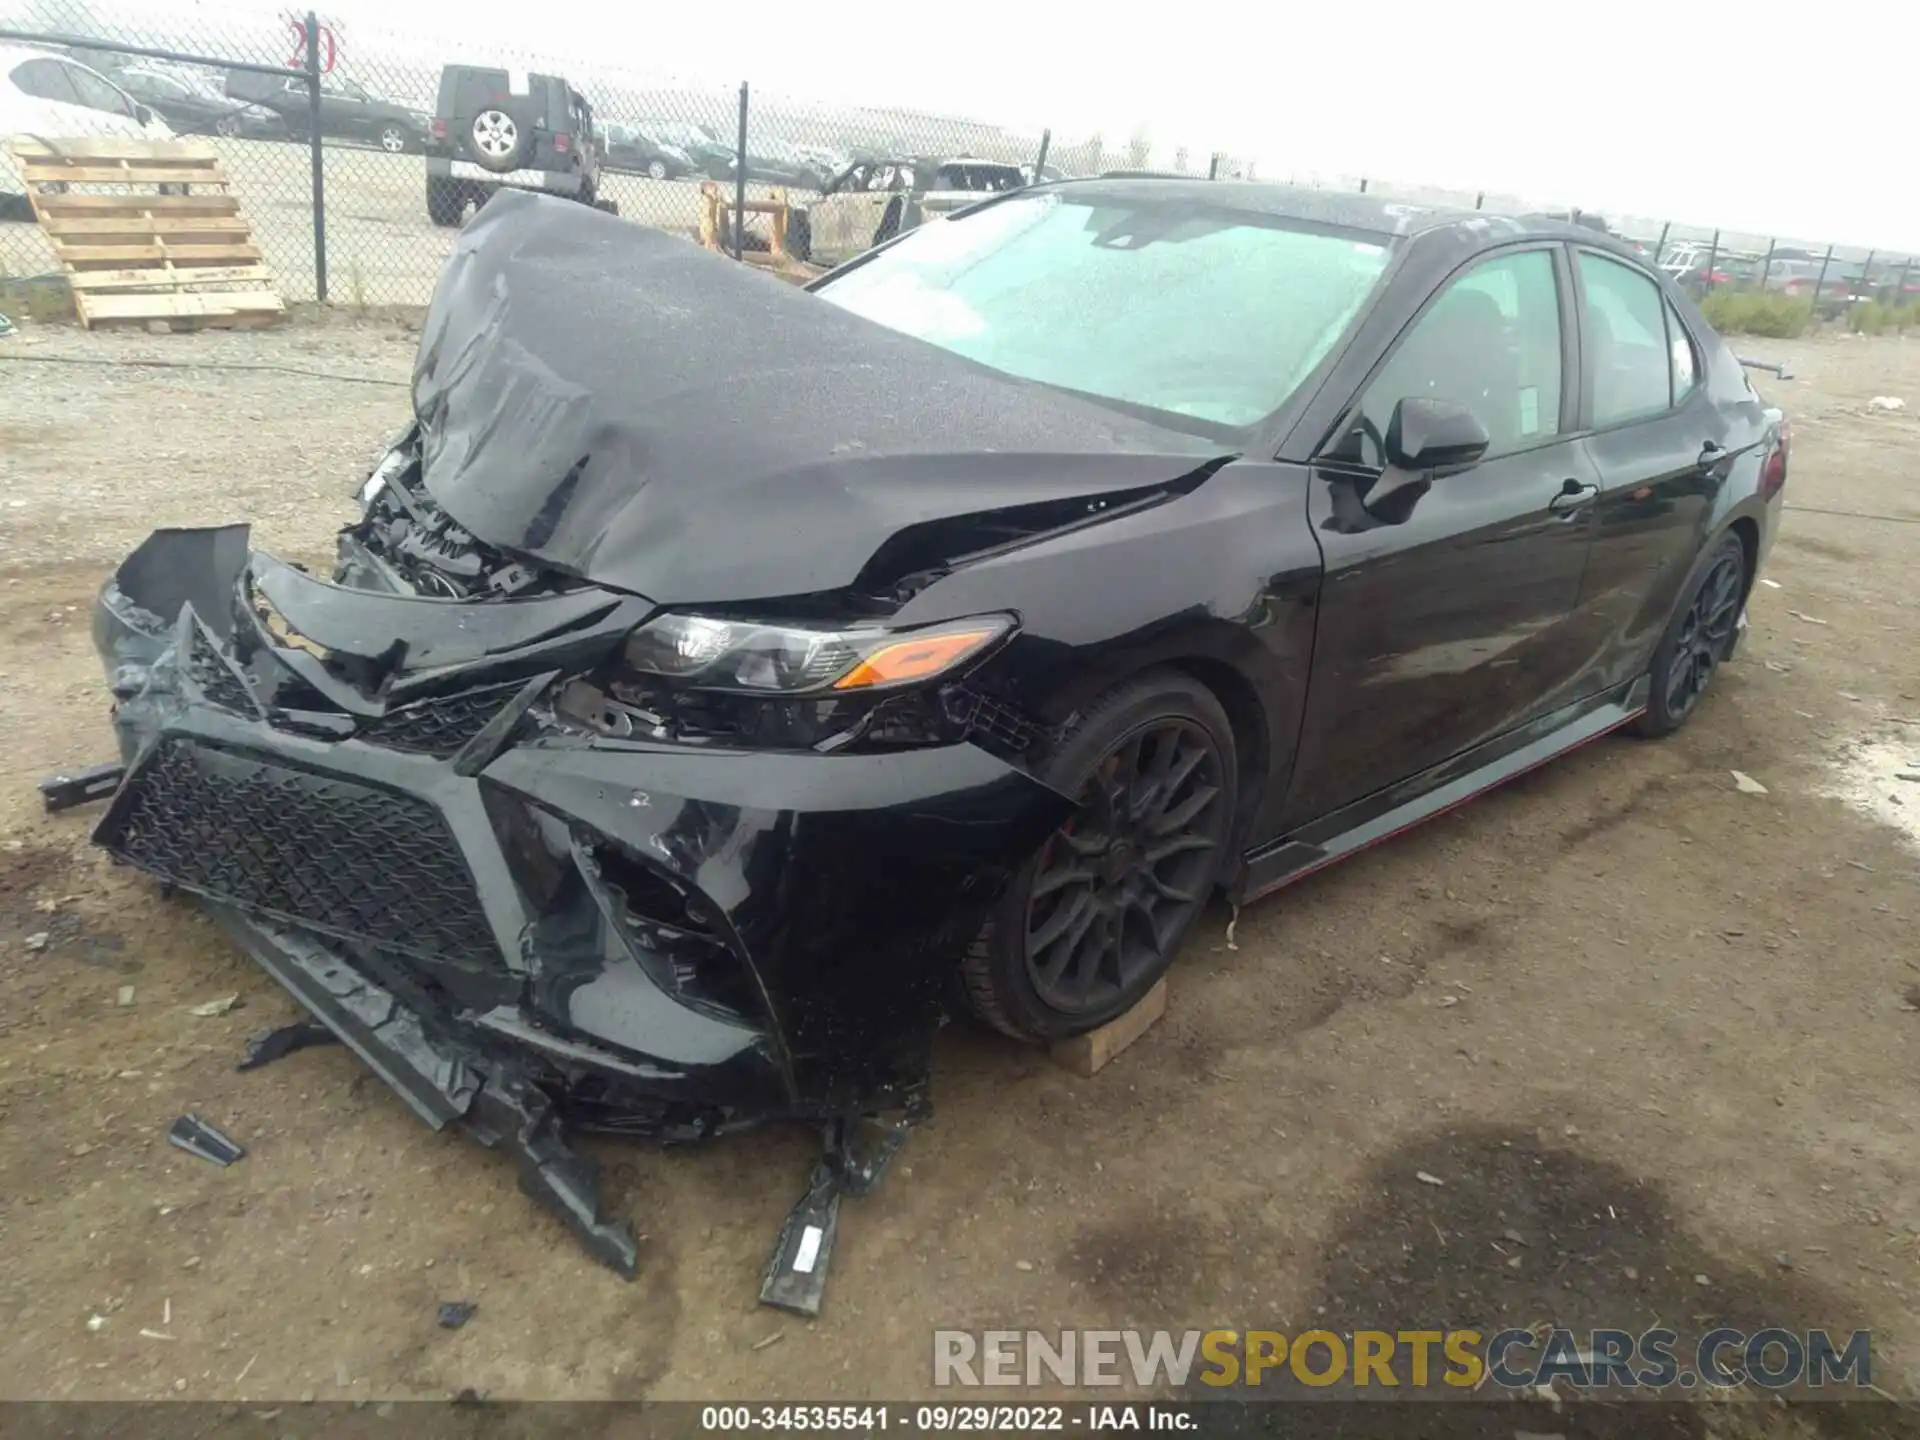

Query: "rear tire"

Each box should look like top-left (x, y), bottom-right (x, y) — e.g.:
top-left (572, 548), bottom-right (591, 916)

top-left (962, 670), bottom-right (1237, 1042)
top-left (1630, 531), bottom-right (1747, 738)
top-left (426, 177), bottom-right (465, 227)
top-left (646, 158), bottom-right (668, 181)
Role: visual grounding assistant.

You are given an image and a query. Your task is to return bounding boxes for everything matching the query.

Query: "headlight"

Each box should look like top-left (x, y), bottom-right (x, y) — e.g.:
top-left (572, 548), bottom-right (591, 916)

top-left (622, 613), bottom-right (1012, 695)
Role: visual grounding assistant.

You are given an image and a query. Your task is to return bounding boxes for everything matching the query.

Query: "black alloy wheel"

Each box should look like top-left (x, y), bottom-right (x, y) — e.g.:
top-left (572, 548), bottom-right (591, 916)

top-left (1633, 532), bottom-right (1748, 737)
top-left (962, 670), bottom-right (1237, 1041)
top-left (1025, 721), bottom-right (1224, 1014)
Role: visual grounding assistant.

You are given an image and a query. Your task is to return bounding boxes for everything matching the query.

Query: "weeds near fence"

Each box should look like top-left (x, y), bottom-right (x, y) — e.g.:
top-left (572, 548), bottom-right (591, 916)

top-left (1701, 292), bottom-right (1814, 338)
top-left (1846, 301), bottom-right (1920, 335)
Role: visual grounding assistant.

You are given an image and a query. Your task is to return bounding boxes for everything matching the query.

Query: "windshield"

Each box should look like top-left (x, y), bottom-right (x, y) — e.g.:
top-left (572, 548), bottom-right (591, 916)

top-left (814, 191), bottom-right (1390, 428)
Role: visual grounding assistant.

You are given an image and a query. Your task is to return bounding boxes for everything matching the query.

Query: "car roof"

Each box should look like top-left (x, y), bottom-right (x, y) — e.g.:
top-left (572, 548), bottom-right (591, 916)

top-left (1038, 175), bottom-right (1624, 247)
top-left (0, 43), bottom-right (71, 70)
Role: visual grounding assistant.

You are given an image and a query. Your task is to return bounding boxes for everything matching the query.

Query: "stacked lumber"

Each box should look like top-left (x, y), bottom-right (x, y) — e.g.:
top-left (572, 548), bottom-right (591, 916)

top-left (6, 136), bottom-right (284, 330)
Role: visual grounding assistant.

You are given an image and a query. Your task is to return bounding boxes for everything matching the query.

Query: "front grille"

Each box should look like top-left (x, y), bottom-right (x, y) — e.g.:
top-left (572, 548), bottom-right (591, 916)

top-left (185, 626), bottom-right (257, 715)
top-left (359, 684), bottom-right (518, 757)
top-left (101, 738), bottom-right (494, 962)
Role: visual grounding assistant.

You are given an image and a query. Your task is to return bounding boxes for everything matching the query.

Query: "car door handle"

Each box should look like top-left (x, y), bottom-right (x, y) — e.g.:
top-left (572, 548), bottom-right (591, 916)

top-left (1548, 479), bottom-right (1600, 516)
top-left (1697, 441), bottom-right (1727, 469)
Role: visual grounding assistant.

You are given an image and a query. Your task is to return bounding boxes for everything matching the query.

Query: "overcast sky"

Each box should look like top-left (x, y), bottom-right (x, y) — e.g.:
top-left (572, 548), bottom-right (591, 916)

top-left (45, 0), bottom-right (1920, 249)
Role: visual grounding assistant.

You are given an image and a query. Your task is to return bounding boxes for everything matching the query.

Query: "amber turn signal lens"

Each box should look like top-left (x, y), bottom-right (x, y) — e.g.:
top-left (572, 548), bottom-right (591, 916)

top-left (832, 627), bottom-right (1000, 691)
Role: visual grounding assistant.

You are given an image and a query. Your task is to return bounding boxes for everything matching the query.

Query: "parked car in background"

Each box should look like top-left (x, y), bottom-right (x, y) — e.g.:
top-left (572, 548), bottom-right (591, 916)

top-left (601, 120), bottom-right (694, 180)
top-left (727, 139), bottom-right (837, 191)
top-left (646, 119), bottom-right (734, 178)
top-left (423, 64), bottom-right (606, 226)
top-left (119, 64), bottom-right (285, 139)
top-left (1762, 258), bottom-right (1858, 302)
top-left (789, 155), bottom-right (1026, 266)
top-left (1, 45), bottom-right (174, 218)
top-left (226, 69), bottom-right (429, 154)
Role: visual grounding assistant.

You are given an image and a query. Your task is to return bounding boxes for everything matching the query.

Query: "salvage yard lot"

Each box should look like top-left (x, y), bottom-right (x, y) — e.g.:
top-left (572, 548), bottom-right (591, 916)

top-left (0, 137), bottom-right (796, 306)
top-left (2, 321), bottom-right (1920, 1431)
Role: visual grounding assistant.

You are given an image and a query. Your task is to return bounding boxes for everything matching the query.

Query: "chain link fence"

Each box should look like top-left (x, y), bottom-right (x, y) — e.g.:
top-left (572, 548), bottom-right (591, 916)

top-left (2, 0), bottom-right (1915, 329)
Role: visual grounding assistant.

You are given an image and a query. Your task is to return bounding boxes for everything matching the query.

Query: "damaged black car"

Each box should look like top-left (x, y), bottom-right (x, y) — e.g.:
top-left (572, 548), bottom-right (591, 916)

top-left (83, 181), bottom-right (1786, 1291)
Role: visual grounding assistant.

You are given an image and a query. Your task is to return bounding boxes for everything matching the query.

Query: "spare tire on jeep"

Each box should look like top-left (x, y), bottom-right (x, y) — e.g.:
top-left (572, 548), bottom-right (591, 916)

top-left (468, 107), bottom-right (531, 172)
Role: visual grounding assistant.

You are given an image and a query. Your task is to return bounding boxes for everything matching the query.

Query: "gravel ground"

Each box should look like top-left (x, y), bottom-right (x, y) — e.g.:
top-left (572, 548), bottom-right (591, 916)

top-left (2, 321), bottom-right (1920, 1437)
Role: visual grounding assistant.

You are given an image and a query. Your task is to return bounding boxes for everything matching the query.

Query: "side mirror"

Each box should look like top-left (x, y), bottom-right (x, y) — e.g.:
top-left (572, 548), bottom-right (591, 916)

top-left (134, 102), bottom-right (153, 125)
top-left (1385, 396), bottom-right (1490, 475)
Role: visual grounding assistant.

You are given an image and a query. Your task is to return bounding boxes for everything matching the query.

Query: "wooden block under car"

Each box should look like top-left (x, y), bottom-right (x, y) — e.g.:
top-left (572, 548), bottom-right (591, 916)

top-left (1050, 979), bottom-right (1167, 1077)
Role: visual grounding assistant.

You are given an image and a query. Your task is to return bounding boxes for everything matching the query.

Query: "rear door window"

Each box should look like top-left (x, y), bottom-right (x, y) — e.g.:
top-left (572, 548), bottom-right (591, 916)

top-left (12, 57), bottom-right (80, 104)
top-left (1665, 300), bottom-right (1698, 405)
top-left (1578, 251), bottom-right (1674, 427)
top-left (64, 63), bottom-right (134, 116)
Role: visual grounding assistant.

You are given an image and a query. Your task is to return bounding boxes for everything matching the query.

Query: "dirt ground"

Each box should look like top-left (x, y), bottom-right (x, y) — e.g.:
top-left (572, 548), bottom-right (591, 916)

top-left (2, 321), bottom-right (1920, 1433)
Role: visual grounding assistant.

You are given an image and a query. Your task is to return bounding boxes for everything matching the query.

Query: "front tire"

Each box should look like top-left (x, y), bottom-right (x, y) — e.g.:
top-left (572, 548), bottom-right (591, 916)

top-left (379, 123), bottom-right (410, 154)
top-left (962, 670), bottom-right (1237, 1042)
top-left (1631, 532), bottom-right (1747, 737)
top-left (646, 158), bottom-right (668, 181)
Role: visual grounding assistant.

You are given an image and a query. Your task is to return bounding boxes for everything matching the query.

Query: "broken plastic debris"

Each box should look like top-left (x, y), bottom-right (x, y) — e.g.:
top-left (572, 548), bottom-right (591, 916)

top-left (759, 1164), bottom-right (841, 1317)
top-left (189, 995), bottom-right (240, 1018)
top-left (1416, 1171), bottom-right (1445, 1187)
top-left (166, 1113), bottom-right (246, 1167)
top-left (24, 932), bottom-right (49, 952)
top-left (116, 986), bottom-right (136, 1007)
top-left (436, 1301), bottom-right (477, 1330)
top-left (1730, 770), bottom-right (1769, 795)
top-left (1787, 611), bottom-right (1828, 626)
top-left (1760, 578), bottom-right (1782, 589)
top-left (236, 1019), bottom-right (338, 1072)
top-left (1868, 396), bottom-right (1906, 412)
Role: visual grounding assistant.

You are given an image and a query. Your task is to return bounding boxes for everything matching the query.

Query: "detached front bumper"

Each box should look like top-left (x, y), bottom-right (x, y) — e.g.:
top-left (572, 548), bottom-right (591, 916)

top-left (90, 527), bottom-right (1070, 1272)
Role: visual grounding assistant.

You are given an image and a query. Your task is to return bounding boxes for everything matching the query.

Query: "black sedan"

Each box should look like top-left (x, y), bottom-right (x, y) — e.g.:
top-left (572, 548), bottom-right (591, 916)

top-left (117, 66), bottom-right (286, 140)
top-left (82, 183), bottom-right (1785, 1278)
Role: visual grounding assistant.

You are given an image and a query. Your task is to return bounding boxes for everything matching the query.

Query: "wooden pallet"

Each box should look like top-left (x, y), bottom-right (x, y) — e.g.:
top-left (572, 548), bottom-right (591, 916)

top-left (7, 136), bottom-right (285, 330)
top-left (697, 180), bottom-right (826, 285)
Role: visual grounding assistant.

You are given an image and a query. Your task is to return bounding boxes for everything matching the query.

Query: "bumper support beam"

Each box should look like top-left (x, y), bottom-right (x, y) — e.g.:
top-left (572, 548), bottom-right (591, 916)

top-left (215, 905), bottom-right (640, 1278)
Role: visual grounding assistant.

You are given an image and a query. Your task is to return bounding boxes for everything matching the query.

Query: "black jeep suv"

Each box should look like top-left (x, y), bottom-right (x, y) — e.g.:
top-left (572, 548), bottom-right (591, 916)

top-left (423, 64), bottom-right (607, 226)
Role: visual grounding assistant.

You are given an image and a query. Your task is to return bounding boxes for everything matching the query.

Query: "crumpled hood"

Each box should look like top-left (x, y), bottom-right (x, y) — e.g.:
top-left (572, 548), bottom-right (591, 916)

top-left (413, 189), bottom-right (1221, 603)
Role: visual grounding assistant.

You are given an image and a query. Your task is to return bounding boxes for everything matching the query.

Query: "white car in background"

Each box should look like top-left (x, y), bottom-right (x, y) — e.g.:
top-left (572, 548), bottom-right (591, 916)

top-left (1, 44), bottom-right (176, 217)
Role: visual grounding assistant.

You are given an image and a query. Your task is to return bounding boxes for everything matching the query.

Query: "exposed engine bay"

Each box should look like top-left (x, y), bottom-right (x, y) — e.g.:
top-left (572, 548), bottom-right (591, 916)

top-left (338, 429), bottom-right (579, 602)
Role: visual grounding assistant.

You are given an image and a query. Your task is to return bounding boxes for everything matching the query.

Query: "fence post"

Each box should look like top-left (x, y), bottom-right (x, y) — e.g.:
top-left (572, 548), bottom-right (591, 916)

top-left (1702, 229), bottom-right (1720, 297)
top-left (1812, 243), bottom-right (1835, 315)
top-left (1474, 191), bottom-right (1484, 209)
top-left (1758, 240), bottom-right (1775, 291)
top-left (1859, 249), bottom-right (1876, 309)
top-left (1032, 128), bottom-right (1050, 183)
top-left (1898, 256), bottom-right (1914, 312)
top-left (1358, 177), bottom-right (1367, 193)
top-left (304, 11), bottom-right (327, 304)
top-left (1207, 152), bottom-right (1219, 180)
top-left (733, 82), bottom-right (748, 261)
top-left (1655, 221), bottom-right (1671, 263)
